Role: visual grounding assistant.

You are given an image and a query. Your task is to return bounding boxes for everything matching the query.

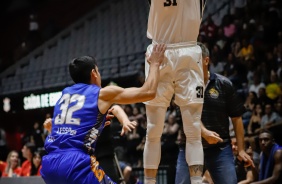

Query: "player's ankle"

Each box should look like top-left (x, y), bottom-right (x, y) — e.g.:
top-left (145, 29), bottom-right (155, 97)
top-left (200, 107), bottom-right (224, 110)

top-left (144, 176), bottom-right (156, 184)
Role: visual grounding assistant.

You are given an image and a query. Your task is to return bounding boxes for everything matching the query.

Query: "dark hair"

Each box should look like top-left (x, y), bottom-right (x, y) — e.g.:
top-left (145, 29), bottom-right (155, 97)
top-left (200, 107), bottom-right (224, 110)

top-left (30, 151), bottom-right (42, 176)
top-left (259, 129), bottom-right (274, 140)
top-left (69, 56), bottom-right (98, 84)
top-left (24, 142), bottom-right (36, 154)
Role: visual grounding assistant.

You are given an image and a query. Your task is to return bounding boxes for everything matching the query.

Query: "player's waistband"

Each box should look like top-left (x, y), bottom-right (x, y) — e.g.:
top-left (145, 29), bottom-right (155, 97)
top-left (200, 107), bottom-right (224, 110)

top-left (152, 40), bottom-right (197, 49)
top-left (51, 148), bottom-right (86, 154)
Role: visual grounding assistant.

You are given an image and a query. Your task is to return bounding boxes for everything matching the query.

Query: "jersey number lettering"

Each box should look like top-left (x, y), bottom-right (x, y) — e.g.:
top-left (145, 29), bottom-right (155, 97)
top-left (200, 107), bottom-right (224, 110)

top-left (196, 86), bottom-right (204, 98)
top-left (164, 0), bottom-right (177, 7)
top-left (54, 94), bottom-right (86, 125)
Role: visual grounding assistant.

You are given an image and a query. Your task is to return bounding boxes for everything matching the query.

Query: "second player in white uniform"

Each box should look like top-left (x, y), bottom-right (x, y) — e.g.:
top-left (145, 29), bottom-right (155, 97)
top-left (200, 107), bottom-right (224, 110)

top-left (143, 1), bottom-right (206, 184)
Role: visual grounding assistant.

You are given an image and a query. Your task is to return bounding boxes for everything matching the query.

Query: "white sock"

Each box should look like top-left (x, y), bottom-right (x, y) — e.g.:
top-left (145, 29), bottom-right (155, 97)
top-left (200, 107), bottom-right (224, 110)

top-left (144, 176), bottom-right (156, 184)
top-left (191, 176), bottom-right (202, 184)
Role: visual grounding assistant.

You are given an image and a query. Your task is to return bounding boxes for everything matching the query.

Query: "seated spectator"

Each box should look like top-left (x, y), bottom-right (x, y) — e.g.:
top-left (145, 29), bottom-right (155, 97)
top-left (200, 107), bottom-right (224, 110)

top-left (20, 142), bottom-right (36, 176)
top-left (251, 129), bottom-right (282, 183)
top-left (0, 127), bottom-right (8, 161)
top-left (247, 103), bottom-right (262, 135)
top-left (231, 137), bottom-right (250, 182)
top-left (115, 146), bottom-right (133, 184)
top-left (249, 73), bottom-right (266, 96)
top-left (119, 161), bottom-right (132, 184)
top-left (209, 58), bottom-right (225, 75)
top-left (260, 104), bottom-right (281, 130)
top-left (257, 87), bottom-right (272, 108)
top-left (161, 114), bottom-right (179, 165)
top-left (238, 146), bottom-right (255, 184)
top-left (237, 39), bottom-right (254, 61)
top-left (242, 91), bottom-right (258, 131)
top-left (30, 151), bottom-right (42, 176)
top-left (0, 160), bottom-right (5, 176)
top-left (1, 150), bottom-right (21, 177)
top-left (245, 103), bottom-right (263, 158)
top-left (30, 122), bottom-right (45, 149)
top-left (266, 71), bottom-right (282, 101)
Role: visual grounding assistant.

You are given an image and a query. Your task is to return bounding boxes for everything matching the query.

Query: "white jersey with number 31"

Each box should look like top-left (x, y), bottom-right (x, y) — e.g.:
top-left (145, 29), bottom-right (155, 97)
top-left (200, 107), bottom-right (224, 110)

top-left (147, 0), bottom-right (206, 43)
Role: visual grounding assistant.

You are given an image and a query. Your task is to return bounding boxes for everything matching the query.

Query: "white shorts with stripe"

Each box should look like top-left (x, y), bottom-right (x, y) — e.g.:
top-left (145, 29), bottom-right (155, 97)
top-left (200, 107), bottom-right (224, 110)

top-left (144, 42), bottom-right (204, 107)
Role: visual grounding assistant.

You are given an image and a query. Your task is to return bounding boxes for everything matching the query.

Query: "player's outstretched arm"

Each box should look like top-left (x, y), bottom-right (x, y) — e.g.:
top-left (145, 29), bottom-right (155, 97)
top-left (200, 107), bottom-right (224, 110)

top-left (108, 105), bottom-right (137, 136)
top-left (99, 44), bottom-right (166, 113)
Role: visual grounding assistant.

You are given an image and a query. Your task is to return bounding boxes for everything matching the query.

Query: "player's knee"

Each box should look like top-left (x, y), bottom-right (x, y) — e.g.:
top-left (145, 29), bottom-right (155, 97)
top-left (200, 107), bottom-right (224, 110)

top-left (146, 123), bottom-right (163, 140)
top-left (184, 122), bottom-right (201, 141)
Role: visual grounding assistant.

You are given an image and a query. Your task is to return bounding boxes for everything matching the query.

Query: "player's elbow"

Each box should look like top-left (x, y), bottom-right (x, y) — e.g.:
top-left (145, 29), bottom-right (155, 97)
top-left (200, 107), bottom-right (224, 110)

top-left (142, 90), bottom-right (156, 101)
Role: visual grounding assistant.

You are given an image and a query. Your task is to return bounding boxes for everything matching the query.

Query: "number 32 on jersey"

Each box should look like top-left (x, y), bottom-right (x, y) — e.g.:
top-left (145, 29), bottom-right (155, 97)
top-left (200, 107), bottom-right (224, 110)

top-left (54, 94), bottom-right (85, 125)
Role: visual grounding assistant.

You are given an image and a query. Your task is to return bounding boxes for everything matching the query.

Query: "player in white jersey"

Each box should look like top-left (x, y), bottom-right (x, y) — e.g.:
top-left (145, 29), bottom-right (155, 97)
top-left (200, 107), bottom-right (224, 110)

top-left (143, 1), bottom-right (206, 184)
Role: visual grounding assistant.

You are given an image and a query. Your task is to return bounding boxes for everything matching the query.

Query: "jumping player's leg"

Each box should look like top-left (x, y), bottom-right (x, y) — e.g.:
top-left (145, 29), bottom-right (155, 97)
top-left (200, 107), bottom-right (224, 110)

top-left (143, 43), bottom-right (174, 184)
top-left (180, 104), bottom-right (203, 184)
top-left (143, 105), bottom-right (167, 184)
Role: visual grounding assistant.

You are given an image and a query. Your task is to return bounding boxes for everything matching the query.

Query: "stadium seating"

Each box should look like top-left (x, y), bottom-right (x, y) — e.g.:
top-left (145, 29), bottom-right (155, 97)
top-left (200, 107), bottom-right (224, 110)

top-left (0, 0), bottom-right (230, 95)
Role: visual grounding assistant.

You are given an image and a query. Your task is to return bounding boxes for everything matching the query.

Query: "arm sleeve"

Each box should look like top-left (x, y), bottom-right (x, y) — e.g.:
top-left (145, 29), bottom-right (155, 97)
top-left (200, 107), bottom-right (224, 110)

top-left (225, 80), bottom-right (246, 117)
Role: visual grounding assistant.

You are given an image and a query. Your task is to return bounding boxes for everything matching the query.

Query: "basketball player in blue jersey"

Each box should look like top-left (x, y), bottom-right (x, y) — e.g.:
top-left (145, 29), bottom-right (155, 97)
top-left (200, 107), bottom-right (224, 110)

top-left (43, 105), bottom-right (135, 183)
top-left (40, 43), bottom-right (166, 184)
top-left (143, 1), bottom-right (207, 184)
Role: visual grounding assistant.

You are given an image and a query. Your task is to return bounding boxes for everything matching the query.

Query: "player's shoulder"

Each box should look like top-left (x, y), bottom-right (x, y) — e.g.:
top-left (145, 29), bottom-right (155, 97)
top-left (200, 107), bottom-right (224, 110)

top-left (214, 73), bottom-right (233, 86)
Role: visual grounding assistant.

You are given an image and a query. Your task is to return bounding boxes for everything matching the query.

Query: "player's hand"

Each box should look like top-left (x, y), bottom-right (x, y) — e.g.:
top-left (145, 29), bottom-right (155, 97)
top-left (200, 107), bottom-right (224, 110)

top-left (44, 118), bottom-right (52, 133)
top-left (238, 150), bottom-right (255, 168)
top-left (146, 43), bottom-right (166, 66)
top-left (121, 120), bottom-right (137, 136)
top-left (202, 129), bottom-right (223, 144)
top-left (106, 107), bottom-right (115, 120)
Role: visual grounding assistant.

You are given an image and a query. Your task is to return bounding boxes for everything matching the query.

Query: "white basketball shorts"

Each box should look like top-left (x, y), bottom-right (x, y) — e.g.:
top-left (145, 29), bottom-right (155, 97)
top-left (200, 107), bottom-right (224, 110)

top-left (144, 42), bottom-right (204, 107)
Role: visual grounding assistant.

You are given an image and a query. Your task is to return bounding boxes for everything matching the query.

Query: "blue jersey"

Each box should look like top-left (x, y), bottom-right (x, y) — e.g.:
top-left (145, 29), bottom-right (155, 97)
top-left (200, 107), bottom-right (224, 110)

top-left (45, 83), bottom-right (106, 154)
top-left (42, 83), bottom-right (115, 184)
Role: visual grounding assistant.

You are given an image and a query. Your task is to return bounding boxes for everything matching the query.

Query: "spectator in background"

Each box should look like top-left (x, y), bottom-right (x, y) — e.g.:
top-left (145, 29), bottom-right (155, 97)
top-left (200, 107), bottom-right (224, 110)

top-left (209, 58), bottom-right (225, 75)
top-left (224, 53), bottom-right (240, 87)
top-left (257, 87), bottom-right (272, 108)
top-left (251, 129), bottom-right (282, 183)
top-left (247, 103), bottom-right (263, 135)
top-left (1, 150), bottom-right (21, 177)
top-left (238, 146), bottom-right (256, 184)
top-left (260, 103), bottom-right (281, 129)
top-left (115, 146), bottom-right (133, 184)
top-left (30, 122), bottom-right (45, 149)
top-left (266, 71), bottom-right (281, 101)
top-left (231, 137), bottom-right (255, 183)
top-left (162, 113), bottom-right (179, 165)
top-left (20, 142), bottom-right (36, 176)
top-left (27, 14), bottom-right (41, 50)
top-left (30, 151), bottom-right (42, 176)
top-left (201, 15), bottom-right (218, 46)
top-left (242, 91), bottom-right (258, 132)
top-left (237, 39), bottom-right (254, 61)
top-left (0, 127), bottom-right (8, 161)
top-left (249, 73), bottom-right (266, 96)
